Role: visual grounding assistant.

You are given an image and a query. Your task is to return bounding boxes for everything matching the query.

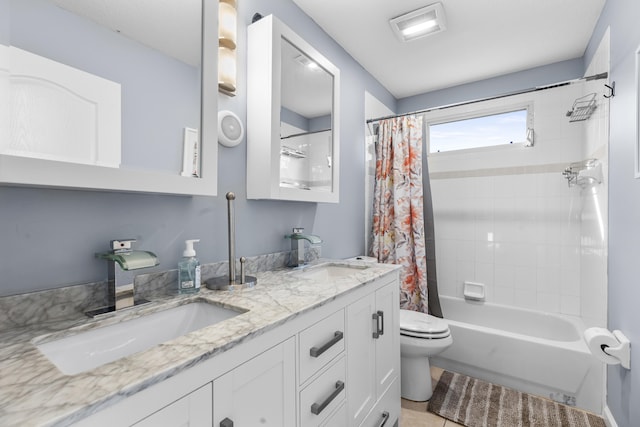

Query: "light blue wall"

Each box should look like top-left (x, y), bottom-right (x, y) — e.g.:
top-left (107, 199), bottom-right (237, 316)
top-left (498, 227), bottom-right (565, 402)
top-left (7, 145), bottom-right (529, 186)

top-left (0, 0), bottom-right (395, 297)
top-left (0, 0), bottom-right (7, 44)
top-left (281, 107), bottom-right (310, 131)
top-left (585, 0), bottom-right (640, 425)
top-left (397, 58), bottom-right (584, 114)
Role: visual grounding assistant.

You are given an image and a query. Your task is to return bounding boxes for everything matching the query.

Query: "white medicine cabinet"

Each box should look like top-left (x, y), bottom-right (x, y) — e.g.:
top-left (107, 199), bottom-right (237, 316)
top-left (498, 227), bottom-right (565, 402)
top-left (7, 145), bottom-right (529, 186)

top-left (1, 0), bottom-right (218, 196)
top-left (247, 15), bottom-right (340, 203)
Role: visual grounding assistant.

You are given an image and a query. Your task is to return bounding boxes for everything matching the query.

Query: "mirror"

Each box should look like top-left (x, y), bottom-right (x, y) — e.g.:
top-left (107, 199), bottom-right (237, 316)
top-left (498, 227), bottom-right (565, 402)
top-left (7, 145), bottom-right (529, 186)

top-left (0, 0), bottom-right (217, 196)
top-left (279, 39), bottom-right (333, 193)
top-left (247, 15), bottom-right (340, 203)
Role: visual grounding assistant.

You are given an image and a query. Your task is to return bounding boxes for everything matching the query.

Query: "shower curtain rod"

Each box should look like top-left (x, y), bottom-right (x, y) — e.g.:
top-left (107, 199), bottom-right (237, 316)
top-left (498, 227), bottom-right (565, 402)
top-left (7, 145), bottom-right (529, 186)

top-left (366, 72), bottom-right (608, 124)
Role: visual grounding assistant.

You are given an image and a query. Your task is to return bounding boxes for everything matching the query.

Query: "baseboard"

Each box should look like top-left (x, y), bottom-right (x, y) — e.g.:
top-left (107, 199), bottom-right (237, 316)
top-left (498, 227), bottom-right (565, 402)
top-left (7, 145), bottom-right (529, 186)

top-left (603, 405), bottom-right (619, 427)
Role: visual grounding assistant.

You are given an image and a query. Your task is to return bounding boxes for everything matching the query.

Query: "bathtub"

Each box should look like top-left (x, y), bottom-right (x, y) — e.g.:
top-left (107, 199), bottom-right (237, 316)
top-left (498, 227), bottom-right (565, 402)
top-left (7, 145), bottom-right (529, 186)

top-left (430, 296), bottom-right (604, 414)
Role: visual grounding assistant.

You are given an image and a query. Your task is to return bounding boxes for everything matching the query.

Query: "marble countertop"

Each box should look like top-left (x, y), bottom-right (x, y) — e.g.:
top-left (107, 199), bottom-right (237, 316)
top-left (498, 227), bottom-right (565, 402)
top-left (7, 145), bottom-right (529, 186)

top-left (0, 259), bottom-right (399, 427)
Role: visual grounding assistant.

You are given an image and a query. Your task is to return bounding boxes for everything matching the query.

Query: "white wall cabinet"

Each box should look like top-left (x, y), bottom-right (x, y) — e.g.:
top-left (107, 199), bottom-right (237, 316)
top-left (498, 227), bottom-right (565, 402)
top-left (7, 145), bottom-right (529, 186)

top-left (247, 15), bottom-right (340, 203)
top-left (74, 273), bottom-right (399, 427)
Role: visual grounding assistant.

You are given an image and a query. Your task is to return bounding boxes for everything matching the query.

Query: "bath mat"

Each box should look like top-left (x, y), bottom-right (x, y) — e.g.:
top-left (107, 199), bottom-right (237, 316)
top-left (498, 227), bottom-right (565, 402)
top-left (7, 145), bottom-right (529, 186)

top-left (428, 371), bottom-right (606, 427)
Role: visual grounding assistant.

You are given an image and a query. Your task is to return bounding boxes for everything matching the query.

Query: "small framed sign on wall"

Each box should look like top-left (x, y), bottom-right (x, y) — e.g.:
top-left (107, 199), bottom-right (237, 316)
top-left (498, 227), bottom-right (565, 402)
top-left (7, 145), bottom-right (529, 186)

top-left (181, 127), bottom-right (200, 178)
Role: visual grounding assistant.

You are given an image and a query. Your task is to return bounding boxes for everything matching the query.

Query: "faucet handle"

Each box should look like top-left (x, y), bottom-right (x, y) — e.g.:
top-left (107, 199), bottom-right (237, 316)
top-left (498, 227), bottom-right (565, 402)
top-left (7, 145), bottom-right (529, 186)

top-left (292, 227), bottom-right (304, 234)
top-left (110, 239), bottom-right (136, 252)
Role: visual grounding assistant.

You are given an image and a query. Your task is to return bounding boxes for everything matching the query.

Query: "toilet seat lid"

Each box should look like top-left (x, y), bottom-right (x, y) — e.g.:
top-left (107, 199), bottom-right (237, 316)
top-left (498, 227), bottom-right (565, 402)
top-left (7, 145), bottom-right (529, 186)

top-left (400, 309), bottom-right (450, 336)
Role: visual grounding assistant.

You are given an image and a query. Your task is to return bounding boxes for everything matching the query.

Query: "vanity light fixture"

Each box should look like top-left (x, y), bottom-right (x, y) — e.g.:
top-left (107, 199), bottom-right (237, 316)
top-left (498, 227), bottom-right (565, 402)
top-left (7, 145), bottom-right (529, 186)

top-left (218, 0), bottom-right (237, 96)
top-left (389, 2), bottom-right (447, 42)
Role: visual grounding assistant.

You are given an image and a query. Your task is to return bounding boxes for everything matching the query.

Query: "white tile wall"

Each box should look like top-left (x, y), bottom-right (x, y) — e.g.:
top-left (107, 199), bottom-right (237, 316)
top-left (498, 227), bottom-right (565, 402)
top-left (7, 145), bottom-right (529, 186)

top-left (428, 78), bottom-right (608, 322)
top-left (431, 171), bottom-right (584, 315)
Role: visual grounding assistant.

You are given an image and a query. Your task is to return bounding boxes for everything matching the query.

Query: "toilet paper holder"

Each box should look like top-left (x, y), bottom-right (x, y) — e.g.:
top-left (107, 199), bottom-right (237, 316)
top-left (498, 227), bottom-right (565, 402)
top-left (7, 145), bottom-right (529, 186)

top-left (585, 327), bottom-right (631, 369)
top-left (603, 330), bottom-right (631, 369)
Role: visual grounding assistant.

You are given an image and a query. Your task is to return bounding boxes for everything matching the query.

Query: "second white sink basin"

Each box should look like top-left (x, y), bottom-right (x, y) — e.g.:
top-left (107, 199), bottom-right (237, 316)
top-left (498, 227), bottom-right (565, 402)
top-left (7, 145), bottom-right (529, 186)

top-left (36, 301), bottom-right (245, 375)
top-left (296, 263), bottom-right (370, 282)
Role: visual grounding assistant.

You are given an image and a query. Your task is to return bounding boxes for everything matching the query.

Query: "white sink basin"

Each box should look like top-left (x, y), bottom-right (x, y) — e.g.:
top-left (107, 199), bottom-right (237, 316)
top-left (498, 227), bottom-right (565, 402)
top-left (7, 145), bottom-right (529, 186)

top-left (296, 263), bottom-right (370, 282)
top-left (36, 301), bottom-right (245, 375)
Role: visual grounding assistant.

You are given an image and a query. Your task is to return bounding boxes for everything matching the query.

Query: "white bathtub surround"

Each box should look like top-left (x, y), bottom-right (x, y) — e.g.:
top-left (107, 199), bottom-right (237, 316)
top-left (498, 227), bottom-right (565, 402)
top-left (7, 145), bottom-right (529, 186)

top-left (428, 79), bottom-right (608, 325)
top-left (431, 296), bottom-right (603, 414)
top-left (426, 36), bottom-right (610, 419)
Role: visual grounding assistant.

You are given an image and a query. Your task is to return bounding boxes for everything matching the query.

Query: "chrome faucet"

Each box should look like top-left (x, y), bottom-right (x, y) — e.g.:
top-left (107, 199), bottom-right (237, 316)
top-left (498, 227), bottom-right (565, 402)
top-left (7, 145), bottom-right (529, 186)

top-left (285, 228), bottom-right (322, 267)
top-left (86, 239), bottom-right (159, 317)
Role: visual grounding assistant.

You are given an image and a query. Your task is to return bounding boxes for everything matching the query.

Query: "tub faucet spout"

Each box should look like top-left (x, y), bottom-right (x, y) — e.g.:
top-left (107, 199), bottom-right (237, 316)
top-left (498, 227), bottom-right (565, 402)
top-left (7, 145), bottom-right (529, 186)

top-left (285, 228), bottom-right (322, 267)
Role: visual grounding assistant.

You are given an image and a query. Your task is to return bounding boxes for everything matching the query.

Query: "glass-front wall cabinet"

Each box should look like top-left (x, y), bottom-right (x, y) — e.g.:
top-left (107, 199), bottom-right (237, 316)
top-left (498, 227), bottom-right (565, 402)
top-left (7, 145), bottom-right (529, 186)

top-left (247, 15), bottom-right (340, 203)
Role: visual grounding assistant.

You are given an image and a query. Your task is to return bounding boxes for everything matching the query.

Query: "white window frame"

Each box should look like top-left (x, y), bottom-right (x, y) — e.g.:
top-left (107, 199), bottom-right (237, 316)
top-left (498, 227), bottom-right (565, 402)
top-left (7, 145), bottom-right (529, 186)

top-left (425, 100), bottom-right (534, 155)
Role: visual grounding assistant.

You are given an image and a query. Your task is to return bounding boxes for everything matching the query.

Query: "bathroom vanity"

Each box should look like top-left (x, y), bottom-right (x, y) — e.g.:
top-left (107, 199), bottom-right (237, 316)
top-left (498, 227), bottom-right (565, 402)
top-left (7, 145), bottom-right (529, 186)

top-left (0, 261), bottom-right (400, 427)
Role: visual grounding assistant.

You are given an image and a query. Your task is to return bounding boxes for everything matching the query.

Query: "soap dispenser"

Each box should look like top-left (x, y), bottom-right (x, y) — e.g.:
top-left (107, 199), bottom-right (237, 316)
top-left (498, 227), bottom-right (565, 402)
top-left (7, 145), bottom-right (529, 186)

top-left (178, 239), bottom-right (201, 294)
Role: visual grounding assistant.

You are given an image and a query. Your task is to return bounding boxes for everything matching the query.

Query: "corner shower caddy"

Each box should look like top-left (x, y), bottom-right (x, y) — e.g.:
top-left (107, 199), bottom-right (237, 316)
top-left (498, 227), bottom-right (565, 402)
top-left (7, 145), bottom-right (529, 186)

top-left (566, 93), bottom-right (597, 122)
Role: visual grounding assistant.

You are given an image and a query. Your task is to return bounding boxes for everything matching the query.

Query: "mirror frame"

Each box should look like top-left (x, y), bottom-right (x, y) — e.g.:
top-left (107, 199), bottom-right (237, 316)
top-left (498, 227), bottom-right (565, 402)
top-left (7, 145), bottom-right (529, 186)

top-left (246, 14), bottom-right (340, 203)
top-left (0, 0), bottom-right (218, 196)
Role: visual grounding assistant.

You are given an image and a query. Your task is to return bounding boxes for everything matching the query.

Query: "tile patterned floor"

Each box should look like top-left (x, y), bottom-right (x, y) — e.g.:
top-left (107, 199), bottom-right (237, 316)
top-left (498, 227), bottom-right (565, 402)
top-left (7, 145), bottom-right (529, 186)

top-left (400, 366), bottom-right (464, 427)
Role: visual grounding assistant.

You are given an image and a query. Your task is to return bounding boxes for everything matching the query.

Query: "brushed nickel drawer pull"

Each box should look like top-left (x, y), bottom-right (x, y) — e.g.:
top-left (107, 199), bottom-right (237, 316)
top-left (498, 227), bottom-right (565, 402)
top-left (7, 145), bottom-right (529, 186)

top-left (372, 310), bottom-right (384, 338)
top-left (311, 380), bottom-right (344, 415)
top-left (310, 331), bottom-right (343, 357)
top-left (377, 411), bottom-right (390, 427)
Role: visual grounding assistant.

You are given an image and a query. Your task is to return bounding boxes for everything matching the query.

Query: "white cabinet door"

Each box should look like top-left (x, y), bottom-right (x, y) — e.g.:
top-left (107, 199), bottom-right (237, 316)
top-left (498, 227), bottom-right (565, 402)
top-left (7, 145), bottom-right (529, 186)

top-left (347, 278), bottom-right (400, 427)
top-left (374, 282), bottom-right (399, 398)
top-left (213, 337), bottom-right (296, 427)
top-left (360, 378), bottom-right (400, 427)
top-left (133, 383), bottom-right (212, 427)
top-left (346, 293), bottom-right (377, 427)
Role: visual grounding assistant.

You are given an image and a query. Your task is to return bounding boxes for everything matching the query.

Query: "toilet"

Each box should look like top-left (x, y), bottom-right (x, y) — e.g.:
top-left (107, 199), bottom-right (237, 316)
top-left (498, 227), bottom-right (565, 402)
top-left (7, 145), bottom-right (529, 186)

top-left (399, 309), bottom-right (453, 401)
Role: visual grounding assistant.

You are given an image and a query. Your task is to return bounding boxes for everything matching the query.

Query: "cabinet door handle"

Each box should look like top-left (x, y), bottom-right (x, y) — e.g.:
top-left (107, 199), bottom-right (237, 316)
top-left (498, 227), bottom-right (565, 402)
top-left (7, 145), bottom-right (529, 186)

top-left (310, 331), bottom-right (343, 357)
top-left (372, 310), bottom-right (384, 338)
top-left (377, 411), bottom-right (390, 427)
top-left (220, 417), bottom-right (234, 427)
top-left (310, 380), bottom-right (345, 415)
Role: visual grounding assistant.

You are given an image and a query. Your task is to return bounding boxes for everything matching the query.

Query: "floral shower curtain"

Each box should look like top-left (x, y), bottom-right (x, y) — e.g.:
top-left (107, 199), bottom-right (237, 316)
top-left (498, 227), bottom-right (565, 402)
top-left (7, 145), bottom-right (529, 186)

top-left (370, 116), bottom-right (429, 313)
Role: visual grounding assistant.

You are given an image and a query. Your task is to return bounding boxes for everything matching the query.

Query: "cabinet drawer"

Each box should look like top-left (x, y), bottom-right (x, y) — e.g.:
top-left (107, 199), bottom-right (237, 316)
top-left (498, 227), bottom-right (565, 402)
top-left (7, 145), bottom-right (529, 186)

top-left (360, 377), bottom-right (400, 427)
top-left (320, 401), bottom-right (347, 427)
top-left (132, 383), bottom-right (212, 427)
top-left (299, 309), bottom-right (345, 384)
top-left (300, 356), bottom-right (346, 427)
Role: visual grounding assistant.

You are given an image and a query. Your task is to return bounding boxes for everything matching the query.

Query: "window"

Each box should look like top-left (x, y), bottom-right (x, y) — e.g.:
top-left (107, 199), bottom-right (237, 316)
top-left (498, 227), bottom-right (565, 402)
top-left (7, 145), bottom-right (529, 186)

top-left (427, 107), bottom-right (530, 153)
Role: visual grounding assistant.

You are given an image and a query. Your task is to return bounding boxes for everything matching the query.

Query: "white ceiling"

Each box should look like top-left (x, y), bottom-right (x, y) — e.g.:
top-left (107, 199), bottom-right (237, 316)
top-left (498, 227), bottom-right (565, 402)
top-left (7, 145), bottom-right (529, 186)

top-left (292, 0), bottom-right (606, 99)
